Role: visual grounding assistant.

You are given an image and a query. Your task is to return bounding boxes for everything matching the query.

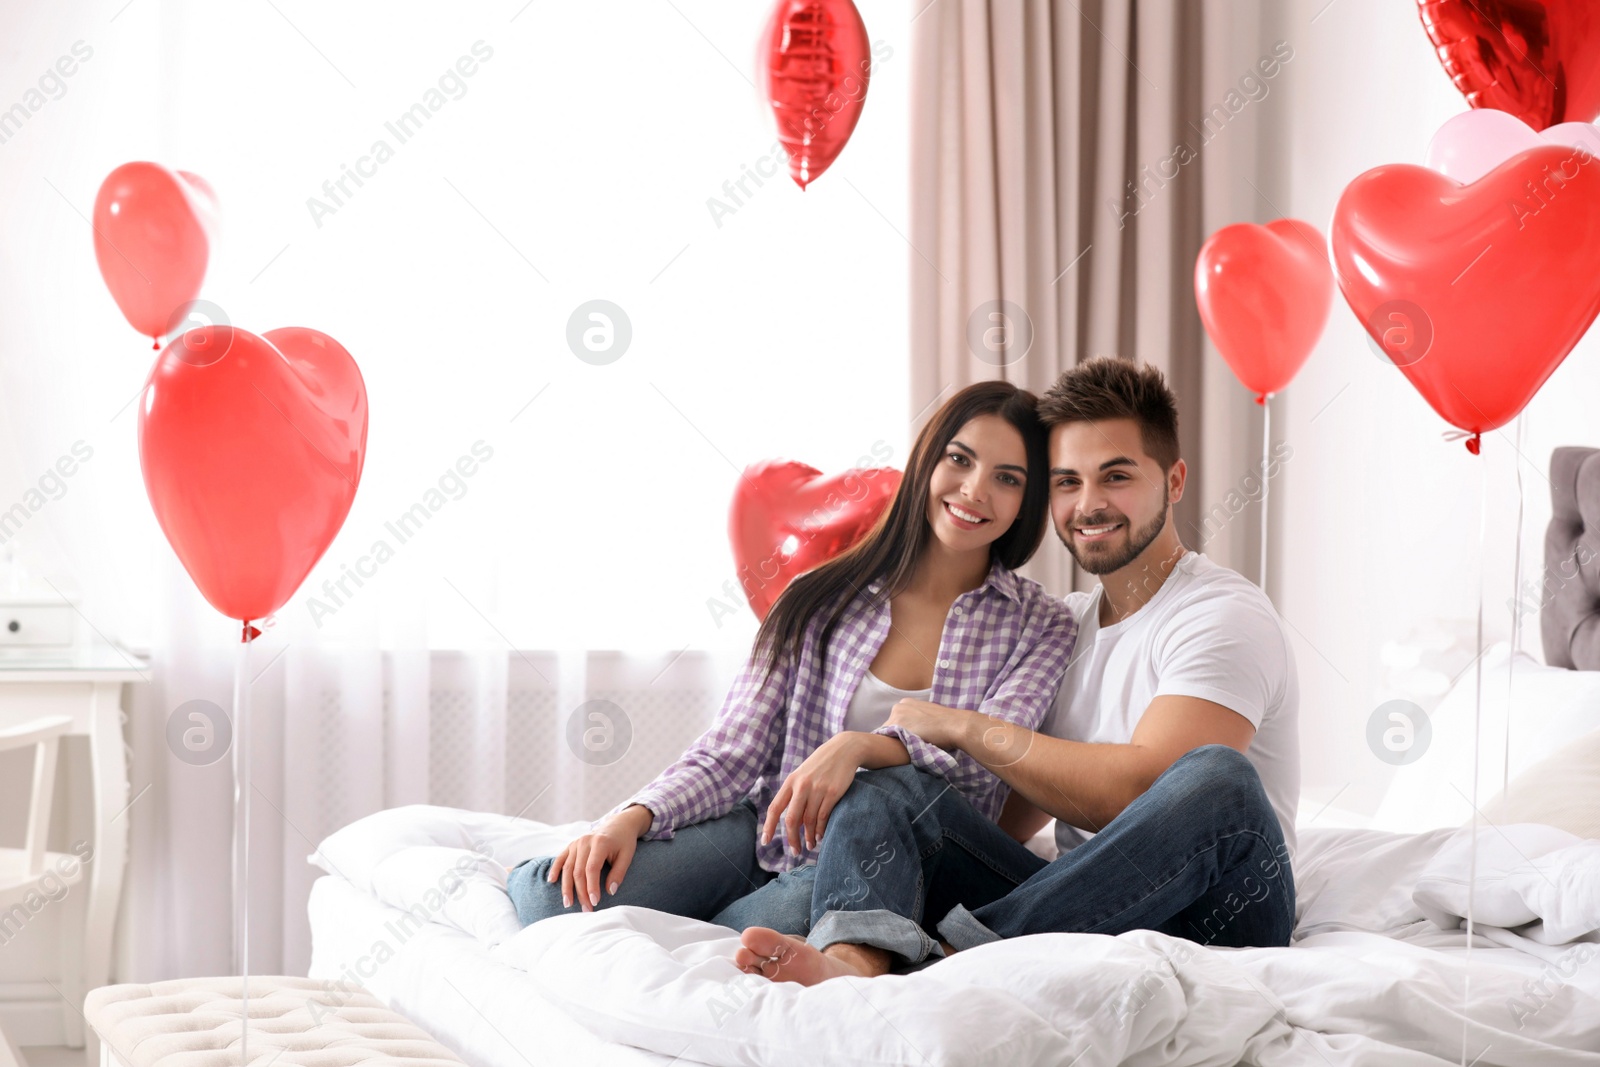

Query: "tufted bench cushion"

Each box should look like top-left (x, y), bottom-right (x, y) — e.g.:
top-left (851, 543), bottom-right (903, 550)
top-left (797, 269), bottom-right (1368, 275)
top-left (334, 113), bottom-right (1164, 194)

top-left (82, 976), bottom-right (468, 1067)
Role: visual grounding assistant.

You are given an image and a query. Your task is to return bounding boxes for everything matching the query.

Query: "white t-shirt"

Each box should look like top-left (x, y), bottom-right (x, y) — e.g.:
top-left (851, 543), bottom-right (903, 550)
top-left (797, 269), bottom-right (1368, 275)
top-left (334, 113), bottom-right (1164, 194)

top-left (1039, 551), bottom-right (1300, 860)
top-left (843, 670), bottom-right (932, 734)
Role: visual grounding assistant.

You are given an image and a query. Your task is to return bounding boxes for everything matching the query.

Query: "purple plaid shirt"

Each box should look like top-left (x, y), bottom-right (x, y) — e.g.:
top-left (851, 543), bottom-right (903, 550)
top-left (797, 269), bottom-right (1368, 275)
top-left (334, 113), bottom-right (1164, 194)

top-left (622, 559), bottom-right (1079, 872)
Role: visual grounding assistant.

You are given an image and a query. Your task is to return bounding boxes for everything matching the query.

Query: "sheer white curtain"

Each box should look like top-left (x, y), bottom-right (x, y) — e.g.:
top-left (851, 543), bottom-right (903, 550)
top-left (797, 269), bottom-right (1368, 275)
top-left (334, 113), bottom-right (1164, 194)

top-left (0, 0), bottom-right (910, 979)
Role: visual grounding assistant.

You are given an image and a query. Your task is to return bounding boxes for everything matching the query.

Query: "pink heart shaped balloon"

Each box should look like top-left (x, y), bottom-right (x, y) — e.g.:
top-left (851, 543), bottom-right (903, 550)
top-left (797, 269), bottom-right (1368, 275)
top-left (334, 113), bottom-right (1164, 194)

top-left (1426, 108), bottom-right (1600, 182)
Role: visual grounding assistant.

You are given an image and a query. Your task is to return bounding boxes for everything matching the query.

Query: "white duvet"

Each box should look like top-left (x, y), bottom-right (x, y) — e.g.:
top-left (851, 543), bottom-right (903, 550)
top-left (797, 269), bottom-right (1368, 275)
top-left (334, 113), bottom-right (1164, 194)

top-left (311, 807), bottom-right (1600, 1067)
top-left (495, 910), bottom-right (1598, 1067)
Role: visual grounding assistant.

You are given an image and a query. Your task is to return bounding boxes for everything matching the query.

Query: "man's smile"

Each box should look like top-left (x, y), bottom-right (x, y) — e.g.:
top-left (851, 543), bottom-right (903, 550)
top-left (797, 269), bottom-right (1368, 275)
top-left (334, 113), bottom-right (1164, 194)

top-left (1074, 521), bottom-right (1124, 542)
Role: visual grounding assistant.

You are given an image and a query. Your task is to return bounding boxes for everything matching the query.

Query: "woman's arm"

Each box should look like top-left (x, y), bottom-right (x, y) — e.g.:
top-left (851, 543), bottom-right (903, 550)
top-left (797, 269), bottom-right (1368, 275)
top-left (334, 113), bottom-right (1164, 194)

top-left (853, 731), bottom-right (913, 769)
top-left (620, 644), bottom-right (795, 840)
top-left (759, 728), bottom-right (910, 852)
top-left (547, 801), bottom-right (656, 910)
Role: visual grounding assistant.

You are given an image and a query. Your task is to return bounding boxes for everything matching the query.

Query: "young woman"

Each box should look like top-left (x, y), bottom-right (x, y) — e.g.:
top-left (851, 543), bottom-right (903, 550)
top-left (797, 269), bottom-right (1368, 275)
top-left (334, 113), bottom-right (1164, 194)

top-left (506, 380), bottom-right (1078, 934)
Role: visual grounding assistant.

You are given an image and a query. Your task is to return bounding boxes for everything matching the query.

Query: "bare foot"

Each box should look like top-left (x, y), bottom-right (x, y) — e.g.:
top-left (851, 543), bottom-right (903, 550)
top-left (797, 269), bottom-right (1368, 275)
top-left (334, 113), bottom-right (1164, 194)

top-left (735, 927), bottom-right (871, 986)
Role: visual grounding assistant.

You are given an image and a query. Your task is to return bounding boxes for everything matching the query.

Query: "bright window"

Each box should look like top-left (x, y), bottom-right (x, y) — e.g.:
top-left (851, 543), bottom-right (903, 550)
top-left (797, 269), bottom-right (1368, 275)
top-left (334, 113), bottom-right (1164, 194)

top-left (153, 0), bottom-right (911, 650)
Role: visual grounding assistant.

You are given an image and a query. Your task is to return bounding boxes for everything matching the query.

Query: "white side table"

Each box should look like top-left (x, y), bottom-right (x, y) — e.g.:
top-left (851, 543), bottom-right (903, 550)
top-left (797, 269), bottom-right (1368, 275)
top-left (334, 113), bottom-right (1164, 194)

top-left (0, 642), bottom-right (147, 1053)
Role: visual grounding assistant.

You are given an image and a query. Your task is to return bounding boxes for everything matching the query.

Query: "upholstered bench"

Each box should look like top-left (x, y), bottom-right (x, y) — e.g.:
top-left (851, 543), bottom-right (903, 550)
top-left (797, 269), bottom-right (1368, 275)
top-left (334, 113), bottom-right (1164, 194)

top-left (82, 976), bottom-right (467, 1067)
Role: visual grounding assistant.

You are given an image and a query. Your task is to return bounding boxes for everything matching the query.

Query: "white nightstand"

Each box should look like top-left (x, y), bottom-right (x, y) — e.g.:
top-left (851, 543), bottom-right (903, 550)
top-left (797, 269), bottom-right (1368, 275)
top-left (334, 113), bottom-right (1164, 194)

top-left (0, 634), bottom-right (147, 1062)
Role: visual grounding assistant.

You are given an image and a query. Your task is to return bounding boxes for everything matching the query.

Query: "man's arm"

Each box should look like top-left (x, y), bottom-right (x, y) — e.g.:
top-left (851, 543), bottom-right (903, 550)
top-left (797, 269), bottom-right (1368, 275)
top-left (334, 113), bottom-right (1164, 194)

top-left (951, 695), bottom-right (1256, 832)
top-left (870, 596), bottom-right (1078, 820)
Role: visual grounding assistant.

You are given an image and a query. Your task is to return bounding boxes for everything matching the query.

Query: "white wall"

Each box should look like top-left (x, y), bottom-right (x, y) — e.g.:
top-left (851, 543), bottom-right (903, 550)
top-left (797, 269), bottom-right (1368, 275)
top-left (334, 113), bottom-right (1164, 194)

top-left (1271, 0), bottom-right (1600, 814)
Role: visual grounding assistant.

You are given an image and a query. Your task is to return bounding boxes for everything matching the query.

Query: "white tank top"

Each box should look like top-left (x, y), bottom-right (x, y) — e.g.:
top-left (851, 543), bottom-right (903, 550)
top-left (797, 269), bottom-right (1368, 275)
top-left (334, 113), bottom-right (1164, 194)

top-left (843, 669), bottom-right (933, 734)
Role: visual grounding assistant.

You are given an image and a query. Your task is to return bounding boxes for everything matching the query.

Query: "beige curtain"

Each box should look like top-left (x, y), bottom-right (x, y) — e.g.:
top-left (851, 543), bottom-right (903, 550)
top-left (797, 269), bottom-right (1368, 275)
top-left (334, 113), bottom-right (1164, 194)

top-left (908, 0), bottom-right (1287, 596)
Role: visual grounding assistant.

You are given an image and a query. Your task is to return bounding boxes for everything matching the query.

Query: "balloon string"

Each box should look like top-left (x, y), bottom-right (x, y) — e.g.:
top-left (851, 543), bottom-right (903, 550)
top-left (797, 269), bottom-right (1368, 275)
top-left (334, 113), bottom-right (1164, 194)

top-left (1463, 455), bottom-right (1486, 1067)
top-left (233, 623), bottom-right (253, 1064)
top-left (1259, 394), bottom-right (1271, 595)
top-left (1506, 414), bottom-right (1526, 800)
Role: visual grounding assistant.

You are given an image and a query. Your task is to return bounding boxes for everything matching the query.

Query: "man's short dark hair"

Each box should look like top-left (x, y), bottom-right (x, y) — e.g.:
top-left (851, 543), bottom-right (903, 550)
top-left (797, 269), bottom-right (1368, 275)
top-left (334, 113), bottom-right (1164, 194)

top-left (1037, 356), bottom-right (1181, 470)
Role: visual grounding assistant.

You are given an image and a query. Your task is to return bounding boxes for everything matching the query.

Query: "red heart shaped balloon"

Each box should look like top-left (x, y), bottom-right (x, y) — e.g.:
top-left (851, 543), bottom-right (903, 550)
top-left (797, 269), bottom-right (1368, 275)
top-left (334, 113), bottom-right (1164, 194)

top-left (730, 459), bottom-right (900, 620)
top-left (760, 0), bottom-right (872, 189)
top-left (1194, 219), bottom-right (1334, 402)
top-left (93, 162), bottom-right (219, 346)
top-left (1418, 0), bottom-right (1600, 130)
top-left (139, 326), bottom-right (368, 622)
top-left (1330, 143), bottom-right (1600, 440)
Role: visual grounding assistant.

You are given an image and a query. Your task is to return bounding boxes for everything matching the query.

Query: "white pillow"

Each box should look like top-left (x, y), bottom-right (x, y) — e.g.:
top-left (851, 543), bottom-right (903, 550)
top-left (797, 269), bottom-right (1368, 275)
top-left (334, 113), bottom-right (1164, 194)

top-left (369, 845), bottom-right (526, 947)
top-left (309, 803), bottom-right (590, 895)
top-left (1412, 822), bottom-right (1600, 944)
top-left (1479, 727), bottom-right (1600, 840)
top-left (1371, 647), bottom-right (1600, 833)
top-left (1290, 826), bottom-right (1454, 938)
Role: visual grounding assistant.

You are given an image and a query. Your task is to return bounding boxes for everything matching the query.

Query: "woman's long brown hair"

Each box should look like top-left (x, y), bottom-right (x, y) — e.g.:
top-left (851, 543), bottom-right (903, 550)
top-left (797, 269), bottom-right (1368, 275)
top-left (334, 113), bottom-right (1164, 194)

top-left (751, 380), bottom-right (1051, 684)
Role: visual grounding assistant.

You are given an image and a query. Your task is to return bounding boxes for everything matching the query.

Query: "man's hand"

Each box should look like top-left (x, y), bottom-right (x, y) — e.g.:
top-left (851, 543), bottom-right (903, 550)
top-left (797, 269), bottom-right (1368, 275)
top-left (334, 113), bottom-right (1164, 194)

top-left (762, 732), bottom-right (867, 852)
top-left (884, 698), bottom-right (979, 750)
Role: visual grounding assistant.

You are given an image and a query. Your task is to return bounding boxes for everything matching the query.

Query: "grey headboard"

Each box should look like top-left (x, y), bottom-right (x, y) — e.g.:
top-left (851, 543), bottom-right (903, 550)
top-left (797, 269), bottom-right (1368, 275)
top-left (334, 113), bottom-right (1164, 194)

top-left (1544, 447), bottom-right (1600, 670)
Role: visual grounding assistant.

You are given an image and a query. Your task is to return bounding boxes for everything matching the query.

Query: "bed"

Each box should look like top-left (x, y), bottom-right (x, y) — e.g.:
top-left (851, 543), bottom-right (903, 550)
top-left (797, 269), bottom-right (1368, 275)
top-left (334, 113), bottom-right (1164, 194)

top-left (305, 447), bottom-right (1600, 1067)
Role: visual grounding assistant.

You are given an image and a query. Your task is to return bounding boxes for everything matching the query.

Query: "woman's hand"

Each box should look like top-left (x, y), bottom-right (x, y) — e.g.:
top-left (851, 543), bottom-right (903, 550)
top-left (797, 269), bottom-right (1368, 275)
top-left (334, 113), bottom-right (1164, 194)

top-left (548, 804), bottom-right (653, 911)
top-left (762, 732), bottom-right (866, 853)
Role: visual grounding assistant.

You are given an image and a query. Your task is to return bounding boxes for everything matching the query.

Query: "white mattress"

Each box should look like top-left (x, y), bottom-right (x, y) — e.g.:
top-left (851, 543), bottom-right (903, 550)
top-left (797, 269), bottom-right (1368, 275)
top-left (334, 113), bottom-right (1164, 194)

top-left (305, 806), bottom-right (1600, 1067)
top-left (306, 874), bottom-right (691, 1067)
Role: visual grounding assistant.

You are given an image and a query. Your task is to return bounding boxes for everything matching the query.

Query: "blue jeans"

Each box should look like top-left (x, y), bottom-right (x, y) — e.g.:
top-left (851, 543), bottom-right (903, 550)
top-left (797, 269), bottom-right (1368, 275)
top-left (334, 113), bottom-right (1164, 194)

top-left (505, 798), bottom-right (818, 935)
top-left (806, 745), bottom-right (1295, 964)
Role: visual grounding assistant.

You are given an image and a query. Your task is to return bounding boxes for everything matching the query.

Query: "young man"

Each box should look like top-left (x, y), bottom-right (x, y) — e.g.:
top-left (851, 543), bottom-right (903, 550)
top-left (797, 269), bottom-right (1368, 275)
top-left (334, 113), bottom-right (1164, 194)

top-left (735, 355), bottom-right (1301, 984)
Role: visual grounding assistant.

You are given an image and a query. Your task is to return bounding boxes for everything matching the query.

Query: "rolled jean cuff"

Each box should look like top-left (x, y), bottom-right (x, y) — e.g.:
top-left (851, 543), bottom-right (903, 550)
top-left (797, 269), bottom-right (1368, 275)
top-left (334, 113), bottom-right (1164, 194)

top-left (806, 909), bottom-right (946, 965)
top-left (935, 904), bottom-right (1003, 953)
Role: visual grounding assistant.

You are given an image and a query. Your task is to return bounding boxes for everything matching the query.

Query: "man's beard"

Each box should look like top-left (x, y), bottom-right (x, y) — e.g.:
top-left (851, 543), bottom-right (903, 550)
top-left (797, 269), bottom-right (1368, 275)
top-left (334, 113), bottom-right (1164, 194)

top-left (1059, 490), bottom-right (1170, 575)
